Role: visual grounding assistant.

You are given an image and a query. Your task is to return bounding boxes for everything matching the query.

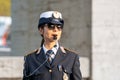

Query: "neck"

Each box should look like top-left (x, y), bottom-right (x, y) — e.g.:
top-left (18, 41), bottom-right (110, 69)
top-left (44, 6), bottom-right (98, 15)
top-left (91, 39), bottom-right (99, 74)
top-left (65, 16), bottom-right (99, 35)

top-left (44, 41), bottom-right (56, 50)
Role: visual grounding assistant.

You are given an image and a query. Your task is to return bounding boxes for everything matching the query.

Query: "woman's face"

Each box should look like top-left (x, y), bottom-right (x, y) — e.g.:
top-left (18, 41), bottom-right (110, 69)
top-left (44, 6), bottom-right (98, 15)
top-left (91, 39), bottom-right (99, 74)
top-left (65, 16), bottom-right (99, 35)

top-left (39, 24), bottom-right (62, 42)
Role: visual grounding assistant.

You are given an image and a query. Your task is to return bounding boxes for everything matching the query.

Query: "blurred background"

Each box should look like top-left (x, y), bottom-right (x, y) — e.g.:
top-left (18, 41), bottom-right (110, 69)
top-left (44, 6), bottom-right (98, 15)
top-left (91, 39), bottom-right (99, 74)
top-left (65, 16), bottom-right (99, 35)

top-left (0, 0), bottom-right (120, 80)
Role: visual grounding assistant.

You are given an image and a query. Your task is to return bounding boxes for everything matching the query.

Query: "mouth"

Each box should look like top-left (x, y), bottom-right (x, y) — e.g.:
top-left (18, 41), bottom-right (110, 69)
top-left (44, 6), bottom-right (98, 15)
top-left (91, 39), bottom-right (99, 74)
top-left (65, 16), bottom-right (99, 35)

top-left (52, 34), bottom-right (57, 40)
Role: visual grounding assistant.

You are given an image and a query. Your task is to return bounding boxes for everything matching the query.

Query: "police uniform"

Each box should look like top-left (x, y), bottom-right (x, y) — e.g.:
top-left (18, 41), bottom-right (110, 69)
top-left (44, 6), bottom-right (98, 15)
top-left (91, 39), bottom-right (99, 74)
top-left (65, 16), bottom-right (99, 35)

top-left (23, 11), bottom-right (82, 80)
top-left (23, 46), bottom-right (82, 80)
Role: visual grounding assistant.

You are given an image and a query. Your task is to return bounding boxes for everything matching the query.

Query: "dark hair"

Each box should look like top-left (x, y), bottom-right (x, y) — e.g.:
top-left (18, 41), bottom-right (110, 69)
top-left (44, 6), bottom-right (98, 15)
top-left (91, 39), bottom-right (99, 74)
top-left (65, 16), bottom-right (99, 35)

top-left (40, 38), bottom-right (44, 47)
top-left (38, 25), bottom-right (45, 47)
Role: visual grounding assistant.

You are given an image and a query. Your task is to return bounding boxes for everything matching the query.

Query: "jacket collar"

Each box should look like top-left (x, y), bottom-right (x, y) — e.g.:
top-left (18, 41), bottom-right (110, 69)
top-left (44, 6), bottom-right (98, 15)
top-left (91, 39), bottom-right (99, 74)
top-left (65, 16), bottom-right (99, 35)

top-left (36, 46), bottom-right (67, 68)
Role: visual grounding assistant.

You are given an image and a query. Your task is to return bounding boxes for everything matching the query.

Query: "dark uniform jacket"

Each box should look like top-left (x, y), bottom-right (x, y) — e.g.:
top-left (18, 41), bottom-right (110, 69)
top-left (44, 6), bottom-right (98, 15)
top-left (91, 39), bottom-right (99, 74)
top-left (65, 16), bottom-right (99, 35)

top-left (23, 46), bottom-right (82, 80)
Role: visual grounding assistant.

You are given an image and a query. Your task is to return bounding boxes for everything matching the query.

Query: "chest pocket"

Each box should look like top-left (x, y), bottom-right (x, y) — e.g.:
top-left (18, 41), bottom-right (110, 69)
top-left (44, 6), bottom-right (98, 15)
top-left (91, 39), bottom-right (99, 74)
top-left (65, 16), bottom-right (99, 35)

top-left (62, 65), bottom-right (72, 74)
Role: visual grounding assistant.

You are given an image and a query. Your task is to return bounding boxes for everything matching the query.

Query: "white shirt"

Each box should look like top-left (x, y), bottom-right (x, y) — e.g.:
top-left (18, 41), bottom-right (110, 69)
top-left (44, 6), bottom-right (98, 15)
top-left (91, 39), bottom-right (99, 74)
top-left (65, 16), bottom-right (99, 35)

top-left (42, 42), bottom-right (59, 59)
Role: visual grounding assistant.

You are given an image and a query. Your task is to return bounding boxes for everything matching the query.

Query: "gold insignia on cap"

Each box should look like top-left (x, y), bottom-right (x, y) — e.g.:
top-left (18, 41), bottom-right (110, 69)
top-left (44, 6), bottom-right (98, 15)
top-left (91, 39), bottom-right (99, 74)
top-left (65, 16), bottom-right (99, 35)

top-left (52, 11), bottom-right (60, 18)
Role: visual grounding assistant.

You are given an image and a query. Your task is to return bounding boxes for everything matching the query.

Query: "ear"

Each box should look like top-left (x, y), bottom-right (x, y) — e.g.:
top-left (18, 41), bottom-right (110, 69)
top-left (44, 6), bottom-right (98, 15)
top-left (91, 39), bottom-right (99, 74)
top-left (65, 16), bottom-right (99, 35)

top-left (39, 28), bottom-right (44, 35)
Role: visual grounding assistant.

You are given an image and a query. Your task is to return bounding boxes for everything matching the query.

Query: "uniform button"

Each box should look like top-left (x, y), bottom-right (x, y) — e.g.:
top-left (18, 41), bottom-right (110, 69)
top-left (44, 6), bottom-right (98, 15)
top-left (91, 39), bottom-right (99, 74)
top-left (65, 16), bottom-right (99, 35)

top-left (49, 69), bottom-right (52, 72)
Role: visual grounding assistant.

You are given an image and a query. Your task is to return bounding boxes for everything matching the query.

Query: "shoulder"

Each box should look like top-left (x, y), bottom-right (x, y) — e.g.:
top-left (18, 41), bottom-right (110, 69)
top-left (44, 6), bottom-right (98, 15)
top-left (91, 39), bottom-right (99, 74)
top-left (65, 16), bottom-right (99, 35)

top-left (62, 47), bottom-right (80, 61)
top-left (24, 48), bottom-right (40, 57)
top-left (62, 47), bottom-right (79, 56)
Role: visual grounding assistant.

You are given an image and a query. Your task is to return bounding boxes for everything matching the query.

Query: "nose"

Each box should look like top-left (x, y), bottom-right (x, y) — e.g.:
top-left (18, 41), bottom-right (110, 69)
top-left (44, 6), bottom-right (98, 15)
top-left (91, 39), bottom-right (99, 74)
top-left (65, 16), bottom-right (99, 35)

top-left (53, 26), bottom-right (58, 31)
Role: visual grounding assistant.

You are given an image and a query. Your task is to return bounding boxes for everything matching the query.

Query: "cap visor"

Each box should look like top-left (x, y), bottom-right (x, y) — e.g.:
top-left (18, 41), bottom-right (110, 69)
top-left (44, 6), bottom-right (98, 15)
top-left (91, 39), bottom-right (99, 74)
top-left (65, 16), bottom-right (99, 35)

top-left (50, 19), bottom-right (62, 25)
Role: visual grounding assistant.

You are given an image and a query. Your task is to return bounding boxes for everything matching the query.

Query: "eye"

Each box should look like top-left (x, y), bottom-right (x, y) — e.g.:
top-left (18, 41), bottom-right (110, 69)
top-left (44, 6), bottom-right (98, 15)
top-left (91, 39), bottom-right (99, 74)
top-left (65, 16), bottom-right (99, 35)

top-left (47, 24), bottom-right (55, 29)
top-left (57, 25), bottom-right (61, 28)
top-left (50, 24), bottom-right (55, 28)
top-left (57, 25), bottom-right (63, 29)
top-left (47, 24), bottom-right (63, 30)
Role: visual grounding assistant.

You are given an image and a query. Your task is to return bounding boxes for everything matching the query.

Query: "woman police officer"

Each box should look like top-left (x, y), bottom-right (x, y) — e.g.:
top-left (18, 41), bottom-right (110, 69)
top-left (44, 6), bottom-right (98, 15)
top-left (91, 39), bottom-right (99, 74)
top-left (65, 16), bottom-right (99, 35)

top-left (23, 11), bottom-right (82, 80)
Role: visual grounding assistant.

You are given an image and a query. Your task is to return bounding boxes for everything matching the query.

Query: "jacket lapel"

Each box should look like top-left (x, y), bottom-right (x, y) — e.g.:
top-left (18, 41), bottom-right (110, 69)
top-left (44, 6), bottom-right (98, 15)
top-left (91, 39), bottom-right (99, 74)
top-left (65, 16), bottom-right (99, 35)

top-left (51, 47), bottom-right (67, 67)
top-left (36, 48), bottom-right (51, 68)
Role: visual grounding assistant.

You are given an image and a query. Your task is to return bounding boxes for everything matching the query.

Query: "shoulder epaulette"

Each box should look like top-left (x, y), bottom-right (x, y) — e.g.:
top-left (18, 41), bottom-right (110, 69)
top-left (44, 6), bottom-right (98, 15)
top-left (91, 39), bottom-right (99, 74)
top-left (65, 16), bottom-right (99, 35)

top-left (60, 46), bottom-right (66, 53)
top-left (64, 47), bottom-right (78, 54)
top-left (25, 49), bottom-right (38, 56)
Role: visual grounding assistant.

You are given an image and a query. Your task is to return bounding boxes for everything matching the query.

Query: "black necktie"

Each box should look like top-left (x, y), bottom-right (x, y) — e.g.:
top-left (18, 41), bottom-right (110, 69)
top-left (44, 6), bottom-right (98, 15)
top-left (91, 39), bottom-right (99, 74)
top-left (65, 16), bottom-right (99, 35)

top-left (46, 50), bottom-right (54, 64)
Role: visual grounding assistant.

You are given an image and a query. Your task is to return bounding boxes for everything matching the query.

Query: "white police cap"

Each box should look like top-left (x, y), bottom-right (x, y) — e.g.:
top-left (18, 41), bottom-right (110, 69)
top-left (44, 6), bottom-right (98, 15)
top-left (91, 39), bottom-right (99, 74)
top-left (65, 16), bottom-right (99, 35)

top-left (38, 11), bottom-right (64, 29)
top-left (40, 11), bottom-right (62, 19)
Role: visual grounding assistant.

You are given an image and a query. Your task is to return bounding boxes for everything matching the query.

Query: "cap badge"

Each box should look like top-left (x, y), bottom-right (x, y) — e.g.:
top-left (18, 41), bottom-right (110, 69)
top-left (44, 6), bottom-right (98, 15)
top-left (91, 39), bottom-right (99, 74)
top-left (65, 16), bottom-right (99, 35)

top-left (52, 11), bottom-right (60, 19)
